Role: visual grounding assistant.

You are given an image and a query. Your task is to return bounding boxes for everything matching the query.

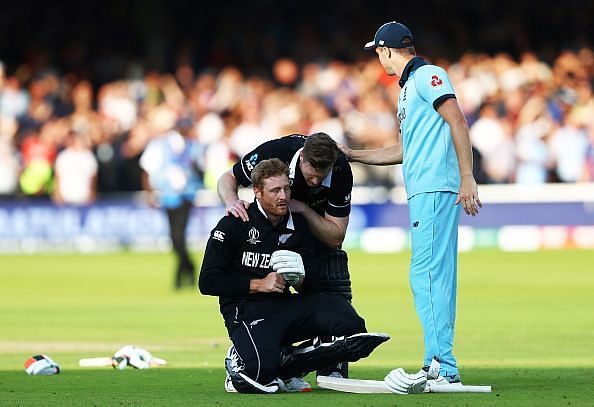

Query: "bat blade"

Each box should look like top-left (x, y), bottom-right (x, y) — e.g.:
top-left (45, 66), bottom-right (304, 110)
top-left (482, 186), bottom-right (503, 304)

top-left (79, 357), bottom-right (112, 367)
top-left (317, 376), bottom-right (391, 393)
top-left (79, 357), bottom-right (167, 367)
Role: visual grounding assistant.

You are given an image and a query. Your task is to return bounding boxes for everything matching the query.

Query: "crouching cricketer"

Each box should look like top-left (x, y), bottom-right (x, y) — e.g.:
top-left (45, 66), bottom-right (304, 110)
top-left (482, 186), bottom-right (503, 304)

top-left (199, 159), bottom-right (388, 394)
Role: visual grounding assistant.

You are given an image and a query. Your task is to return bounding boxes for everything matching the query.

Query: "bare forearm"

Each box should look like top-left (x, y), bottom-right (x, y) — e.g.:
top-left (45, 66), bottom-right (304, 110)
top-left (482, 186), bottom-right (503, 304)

top-left (299, 206), bottom-right (346, 248)
top-left (450, 122), bottom-right (474, 178)
top-left (349, 143), bottom-right (403, 165)
top-left (217, 171), bottom-right (240, 205)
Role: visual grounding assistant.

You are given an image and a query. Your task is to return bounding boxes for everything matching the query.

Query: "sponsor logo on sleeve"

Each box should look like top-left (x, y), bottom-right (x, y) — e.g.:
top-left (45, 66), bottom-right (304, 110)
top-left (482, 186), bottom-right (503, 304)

top-left (431, 75), bottom-right (443, 89)
top-left (213, 230), bottom-right (225, 242)
top-left (244, 153), bottom-right (259, 171)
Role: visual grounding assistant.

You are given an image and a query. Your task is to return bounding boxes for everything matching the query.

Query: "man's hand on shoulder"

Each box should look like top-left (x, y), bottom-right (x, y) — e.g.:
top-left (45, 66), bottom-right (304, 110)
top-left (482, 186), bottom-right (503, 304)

top-left (337, 143), bottom-right (353, 162)
top-left (289, 199), bottom-right (307, 214)
top-left (225, 198), bottom-right (251, 222)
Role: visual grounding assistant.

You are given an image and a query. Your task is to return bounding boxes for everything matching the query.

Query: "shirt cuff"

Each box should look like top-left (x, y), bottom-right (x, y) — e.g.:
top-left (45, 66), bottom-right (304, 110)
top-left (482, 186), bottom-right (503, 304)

top-left (433, 94), bottom-right (456, 110)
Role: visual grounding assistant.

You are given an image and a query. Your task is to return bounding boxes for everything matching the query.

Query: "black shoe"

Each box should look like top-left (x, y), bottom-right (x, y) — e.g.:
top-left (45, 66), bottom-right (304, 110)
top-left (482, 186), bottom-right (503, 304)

top-left (280, 333), bottom-right (389, 378)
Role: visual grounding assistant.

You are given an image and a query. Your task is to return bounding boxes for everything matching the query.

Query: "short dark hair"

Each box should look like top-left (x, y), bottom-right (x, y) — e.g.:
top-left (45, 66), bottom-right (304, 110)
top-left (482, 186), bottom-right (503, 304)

top-left (302, 132), bottom-right (339, 171)
top-left (251, 158), bottom-right (289, 189)
top-left (394, 45), bottom-right (416, 56)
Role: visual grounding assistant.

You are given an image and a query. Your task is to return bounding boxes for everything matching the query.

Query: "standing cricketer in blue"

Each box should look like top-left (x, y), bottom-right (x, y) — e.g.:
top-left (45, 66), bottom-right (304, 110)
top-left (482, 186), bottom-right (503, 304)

top-left (342, 21), bottom-right (482, 384)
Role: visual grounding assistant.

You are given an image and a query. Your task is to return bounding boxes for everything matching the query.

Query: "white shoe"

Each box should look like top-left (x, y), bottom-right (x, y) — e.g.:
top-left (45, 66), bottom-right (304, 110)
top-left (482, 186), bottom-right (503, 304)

top-left (279, 377), bottom-right (312, 392)
top-left (225, 374), bottom-right (238, 393)
top-left (224, 345), bottom-right (239, 393)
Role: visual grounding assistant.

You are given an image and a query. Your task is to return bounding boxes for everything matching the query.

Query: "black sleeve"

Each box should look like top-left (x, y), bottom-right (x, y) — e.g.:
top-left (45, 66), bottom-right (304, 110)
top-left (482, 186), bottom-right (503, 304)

top-left (325, 156), bottom-right (353, 218)
top-left (231, 139), bottom-right (286, 187)
top-left (198, 216), bottom-right (250, 297)
top-left (293, 216), bottom-right (321, 294)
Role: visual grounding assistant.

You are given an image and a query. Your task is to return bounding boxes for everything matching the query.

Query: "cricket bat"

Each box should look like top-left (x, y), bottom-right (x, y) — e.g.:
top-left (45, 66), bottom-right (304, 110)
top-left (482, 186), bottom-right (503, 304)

top-left (79, 357), bottom-right (167, 367)
top-left (317, 376), bottom-right (391, 393)
top-left (317, 376), bottom-right (492, 394)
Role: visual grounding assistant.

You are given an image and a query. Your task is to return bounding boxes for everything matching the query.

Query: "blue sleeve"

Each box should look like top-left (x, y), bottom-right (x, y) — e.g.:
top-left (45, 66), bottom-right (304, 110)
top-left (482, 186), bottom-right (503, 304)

top-left (414, 65), bottom-right (456, 110)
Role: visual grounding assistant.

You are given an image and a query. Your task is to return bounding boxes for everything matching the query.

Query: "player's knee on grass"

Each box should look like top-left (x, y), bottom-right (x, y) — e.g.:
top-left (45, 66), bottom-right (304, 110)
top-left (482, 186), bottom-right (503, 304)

top-left (228, 369), bottom-right (280, 394)
top-left (241, 360), bottom-right (278, 387)
top-left (225, 347), bottom-right (280, 394)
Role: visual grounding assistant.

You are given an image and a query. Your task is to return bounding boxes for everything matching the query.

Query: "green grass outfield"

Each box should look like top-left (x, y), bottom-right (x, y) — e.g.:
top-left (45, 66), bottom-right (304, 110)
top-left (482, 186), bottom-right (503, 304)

top-left (1, 250), bottom-right (593, 406)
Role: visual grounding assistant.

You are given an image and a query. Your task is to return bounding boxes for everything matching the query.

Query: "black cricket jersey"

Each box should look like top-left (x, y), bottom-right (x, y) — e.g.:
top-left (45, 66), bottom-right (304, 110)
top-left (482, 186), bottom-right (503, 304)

top-left (199, 201), bottom-right (321, 315)
top-left (232, 135), bottom-right (353, 219)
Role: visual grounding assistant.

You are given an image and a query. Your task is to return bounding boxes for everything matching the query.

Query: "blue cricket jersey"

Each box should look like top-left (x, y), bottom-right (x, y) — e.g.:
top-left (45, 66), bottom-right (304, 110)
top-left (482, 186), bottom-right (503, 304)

top-left (140, 131), bottom-right (204, 209)
top-left (397, 57), bottom-right (460, 199)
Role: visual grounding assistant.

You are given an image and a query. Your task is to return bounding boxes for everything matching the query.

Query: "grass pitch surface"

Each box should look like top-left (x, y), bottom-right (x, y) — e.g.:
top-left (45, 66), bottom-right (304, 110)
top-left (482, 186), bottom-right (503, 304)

top-left (1, 250), bottom-right (593, 405)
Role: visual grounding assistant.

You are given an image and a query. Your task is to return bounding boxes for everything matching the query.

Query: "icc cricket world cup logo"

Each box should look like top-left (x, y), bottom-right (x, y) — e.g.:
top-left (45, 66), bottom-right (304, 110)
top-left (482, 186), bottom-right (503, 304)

top-left (247, 227), bottom-right (261, 245)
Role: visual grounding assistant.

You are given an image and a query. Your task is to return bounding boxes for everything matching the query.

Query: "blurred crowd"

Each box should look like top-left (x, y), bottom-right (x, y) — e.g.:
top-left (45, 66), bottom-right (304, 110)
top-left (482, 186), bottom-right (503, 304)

top-left (1, 48), bottom-right (594, 204)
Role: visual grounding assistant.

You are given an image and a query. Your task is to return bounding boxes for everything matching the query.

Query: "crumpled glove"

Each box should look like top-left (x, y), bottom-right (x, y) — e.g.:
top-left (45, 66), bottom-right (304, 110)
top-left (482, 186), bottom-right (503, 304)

top-left (24, 354), bottom-right (60, 375)
top-left (111, 345), bottom-right (153, 370)
top-left (271, 250), bottom-right (305, 286)
top-left (385, 368), bottom-right (427, 394)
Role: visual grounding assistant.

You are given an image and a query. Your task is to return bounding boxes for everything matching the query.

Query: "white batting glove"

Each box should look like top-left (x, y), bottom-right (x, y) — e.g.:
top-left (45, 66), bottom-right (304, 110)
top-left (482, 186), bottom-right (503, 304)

top-left (112, 345), bottom-right (153, 370)
top-left (271, 250), bottom-right (305, 286)
top-left (385, 368), bottom-right (427, 394)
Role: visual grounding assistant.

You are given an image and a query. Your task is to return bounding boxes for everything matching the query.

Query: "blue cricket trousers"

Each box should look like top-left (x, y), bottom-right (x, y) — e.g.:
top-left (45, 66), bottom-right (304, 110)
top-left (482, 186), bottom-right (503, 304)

top-left (408, 191), bottom-right (461, 376)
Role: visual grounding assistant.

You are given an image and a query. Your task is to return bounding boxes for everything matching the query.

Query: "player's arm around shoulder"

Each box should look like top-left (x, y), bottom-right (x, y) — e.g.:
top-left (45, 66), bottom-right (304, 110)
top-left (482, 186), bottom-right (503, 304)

top-left (217, 170), bottom-right (251, 222)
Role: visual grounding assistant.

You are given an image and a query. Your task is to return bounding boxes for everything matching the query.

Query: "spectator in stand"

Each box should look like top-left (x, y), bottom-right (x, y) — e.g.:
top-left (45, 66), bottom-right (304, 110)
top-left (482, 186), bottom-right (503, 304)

top-left (0, 69), bottom-right (29, 120)
top-left (583, 121), bottom-right (594, 182)
top-left (549, 111), bottom-right (589, 183)
top-left (469, 102), bottom-right (515, 183)
top-left (18, 125), bottom-right (57, 197)
top-left (0, 116), bottom-right (20, 196)
top-left (229, 95), bottom-right (273, 157)
top-left (3, 46), bottom-right (594, 196)
top-left (53, 130), bottom-right (98, 205)
top-left (514, 97), bottom-right (553, 184)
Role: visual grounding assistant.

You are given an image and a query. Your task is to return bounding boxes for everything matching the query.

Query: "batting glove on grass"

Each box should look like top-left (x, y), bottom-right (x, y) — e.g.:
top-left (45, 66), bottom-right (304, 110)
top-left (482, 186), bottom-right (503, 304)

top-left (385, 368), bottom-right (427, 394)
top-left (112, 345), bottom-right (153, 370)
top-left (271, 250), bottom-right (305, 286)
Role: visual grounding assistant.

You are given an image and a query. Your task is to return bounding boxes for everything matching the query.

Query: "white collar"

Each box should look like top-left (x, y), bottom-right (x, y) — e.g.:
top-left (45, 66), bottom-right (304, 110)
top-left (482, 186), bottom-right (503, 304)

top-left (256, 200), bottom-right (294, 230)
top-left (288, 148), bottom-right (302, 180)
